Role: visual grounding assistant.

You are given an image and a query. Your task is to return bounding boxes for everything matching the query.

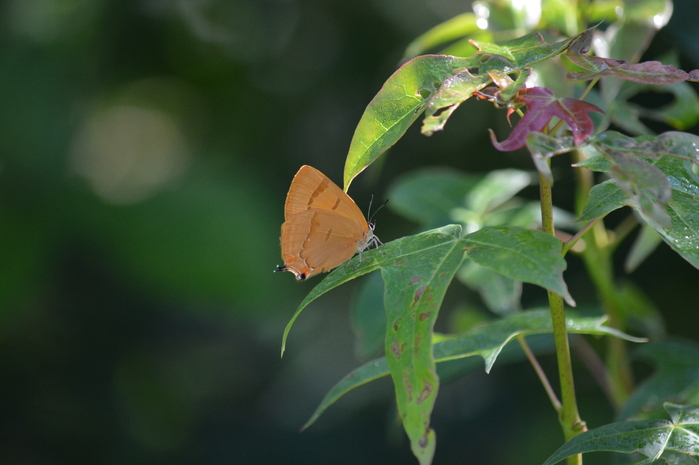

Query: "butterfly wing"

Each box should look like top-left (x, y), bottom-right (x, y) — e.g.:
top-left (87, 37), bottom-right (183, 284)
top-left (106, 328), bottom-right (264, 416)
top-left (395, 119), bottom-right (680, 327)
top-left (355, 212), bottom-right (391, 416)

top-left (284, 165), bottom-right (368, 227)
top-left (280, 209), bottom-right (373, 280)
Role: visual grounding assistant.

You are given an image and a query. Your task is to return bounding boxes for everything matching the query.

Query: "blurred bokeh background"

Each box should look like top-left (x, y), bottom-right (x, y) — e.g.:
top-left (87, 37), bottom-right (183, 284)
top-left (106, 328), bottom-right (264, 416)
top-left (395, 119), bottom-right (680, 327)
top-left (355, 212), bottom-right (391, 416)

top-left (1, 1), bottom-right (699, 464)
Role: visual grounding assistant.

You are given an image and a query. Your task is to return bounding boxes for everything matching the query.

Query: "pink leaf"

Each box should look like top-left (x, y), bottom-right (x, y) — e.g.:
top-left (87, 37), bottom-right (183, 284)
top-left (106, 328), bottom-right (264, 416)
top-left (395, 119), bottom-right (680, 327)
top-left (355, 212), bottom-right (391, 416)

top-left (567, 54), bottom-right (692, 85)
top-left (490, 87), bottom-right (603, 151)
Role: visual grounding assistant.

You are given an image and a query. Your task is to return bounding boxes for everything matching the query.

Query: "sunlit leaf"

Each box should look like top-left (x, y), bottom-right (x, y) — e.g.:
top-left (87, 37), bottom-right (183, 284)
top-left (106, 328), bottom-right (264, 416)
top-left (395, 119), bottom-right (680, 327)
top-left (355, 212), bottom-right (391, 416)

top-left (490, 87), bottom-right (603, 151)
top-left (470, 30), bottom-right (581, 70)
top-left (343, 55), bottom-right (477, 190)
top-left (620, 340), bottom-right (699, 420)
top-left (462, 226), bottom-right (575, 306)
top-left (303, 310), bottom-right (644, 430)
top-left (543, 403), bottom-right (699, 465)
top-left (421, 68), bottom-right (491, 135)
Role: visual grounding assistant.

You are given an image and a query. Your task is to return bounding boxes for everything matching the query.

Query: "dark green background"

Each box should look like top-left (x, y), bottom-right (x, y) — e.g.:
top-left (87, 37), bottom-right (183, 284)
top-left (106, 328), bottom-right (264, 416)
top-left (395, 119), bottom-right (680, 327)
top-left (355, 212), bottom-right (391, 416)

top-left (1, 1), bottom-right (698, 464)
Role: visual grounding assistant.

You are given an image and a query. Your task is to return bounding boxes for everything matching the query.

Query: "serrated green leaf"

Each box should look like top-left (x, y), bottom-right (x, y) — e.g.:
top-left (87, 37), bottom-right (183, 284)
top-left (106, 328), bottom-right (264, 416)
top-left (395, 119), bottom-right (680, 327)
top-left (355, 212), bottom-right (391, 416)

top-left (343, 55), bottom-right (477, 190)
top-left (577, 180), bottom-right (631, 223)
top-left (462, 226), bottom-right (576, 306)
top-left (620, 341), bottom-right (699, 420)
top-left (281, 224), bottom-right (462, 356)
top-left (574, 154), bottom-right (613, 172)
top-left (382, 225), bottom-right (466, 465)
top-left (639, 156), bottom-right (699, 269)
top-left (543, 404), bottom-right (699, 465)
top-left (471, 30), bottom-right (578, 69)
top-left (303, 310), bottom-right (644, 430)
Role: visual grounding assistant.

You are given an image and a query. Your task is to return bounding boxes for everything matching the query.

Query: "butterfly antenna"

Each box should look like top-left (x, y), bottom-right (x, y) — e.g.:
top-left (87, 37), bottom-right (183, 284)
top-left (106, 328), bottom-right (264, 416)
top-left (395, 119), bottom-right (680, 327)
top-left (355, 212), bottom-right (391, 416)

top-left (367, 196), bottom-right (389, 224)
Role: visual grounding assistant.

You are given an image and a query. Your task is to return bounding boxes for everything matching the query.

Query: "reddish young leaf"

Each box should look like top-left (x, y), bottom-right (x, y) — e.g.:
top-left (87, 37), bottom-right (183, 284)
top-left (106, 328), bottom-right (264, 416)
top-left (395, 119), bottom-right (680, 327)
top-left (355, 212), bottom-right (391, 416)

top-left (490, 87), bottom-right (603, 151)
top-left (567, 54), bottom-right (697, 85)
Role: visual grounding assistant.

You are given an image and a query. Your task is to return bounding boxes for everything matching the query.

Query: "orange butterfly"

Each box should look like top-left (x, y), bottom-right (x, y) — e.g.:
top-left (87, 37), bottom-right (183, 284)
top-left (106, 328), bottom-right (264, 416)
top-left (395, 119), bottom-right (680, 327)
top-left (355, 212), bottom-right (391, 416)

top-left (276, 165), bottom-right (380, 281)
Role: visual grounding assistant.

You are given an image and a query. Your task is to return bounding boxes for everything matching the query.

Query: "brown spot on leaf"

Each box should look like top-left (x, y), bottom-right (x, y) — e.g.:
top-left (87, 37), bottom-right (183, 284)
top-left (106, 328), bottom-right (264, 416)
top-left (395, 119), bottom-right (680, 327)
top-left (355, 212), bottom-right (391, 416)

top-left (408, 276), bottom-right (423, 286)
top-left (418, 312), bottom-right (432, 322)
top-left (403, 371), bottom-right (413, 402)
top-left (416, 381), bottom-right (434, 405)
top-left (393, 318), bottom-right (402, 332)
top-left (390, 339), bottom-right (402, 360)
top-left (414, 285), bottom-right (426, 301)
top-left (395, 260), bottom-right (407, 266)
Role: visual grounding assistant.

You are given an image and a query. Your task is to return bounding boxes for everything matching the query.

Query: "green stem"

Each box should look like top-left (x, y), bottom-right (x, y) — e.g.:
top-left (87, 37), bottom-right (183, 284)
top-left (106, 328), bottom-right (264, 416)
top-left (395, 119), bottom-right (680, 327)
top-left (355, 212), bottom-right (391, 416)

top-left (539, 172), bottom-right (587, 446)
top-left (572, 150), bottom-right (634, 409)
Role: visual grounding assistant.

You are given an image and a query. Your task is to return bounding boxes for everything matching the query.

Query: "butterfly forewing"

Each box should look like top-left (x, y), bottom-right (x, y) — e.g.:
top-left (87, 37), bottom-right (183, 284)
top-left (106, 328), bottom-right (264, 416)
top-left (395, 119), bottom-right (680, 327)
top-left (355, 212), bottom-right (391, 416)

top-left (284, 165), bottom-right (367, 227)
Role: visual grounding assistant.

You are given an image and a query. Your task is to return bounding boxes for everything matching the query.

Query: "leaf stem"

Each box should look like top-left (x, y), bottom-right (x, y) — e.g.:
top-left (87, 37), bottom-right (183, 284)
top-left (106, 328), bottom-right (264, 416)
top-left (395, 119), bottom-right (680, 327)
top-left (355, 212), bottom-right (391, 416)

top-left (517, 335), bottom-right (562, 411)
top-left (562, 215), bottom-right (604, 256)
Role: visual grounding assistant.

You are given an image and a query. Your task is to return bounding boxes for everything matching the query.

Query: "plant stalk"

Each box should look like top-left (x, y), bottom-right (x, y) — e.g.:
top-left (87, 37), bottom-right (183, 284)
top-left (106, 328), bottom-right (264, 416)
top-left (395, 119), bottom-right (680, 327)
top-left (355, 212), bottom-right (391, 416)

top-left (539, 171), bottom-right (587, 452)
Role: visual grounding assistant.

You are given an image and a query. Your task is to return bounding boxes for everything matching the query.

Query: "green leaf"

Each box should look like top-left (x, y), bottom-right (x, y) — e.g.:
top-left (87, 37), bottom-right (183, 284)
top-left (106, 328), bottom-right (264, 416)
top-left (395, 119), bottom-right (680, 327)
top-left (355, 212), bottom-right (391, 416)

top-left (457, 260), bottom-right (522, 315)
top-left (387, 167), bottom-right (533, 234)
top-left (344, 29), bottom-right (595, 189)
top-left (351, 272), bottom-right (386, 360)
top-left (574, 153), bottom-right (613, 172)
top-left (543, 403), bottom-right (699, 465)
top-left (577, 180), bottom-right (629, 222)
top-left (462, 226), bottom-right (576, 306)
top-left (465, 169), bottom-right (532, 215)
top-left (381, 225), bottom-right (466, 465)
top-left (620, 340), bottom-right (699, 420)
top-left (387, 168), bottom-right (481, 227)
top-left (591, 131), bottom-right (673, 227)
top-left (303, 310), bottom-right (644, 430)
top-left (470, 31), bottom-right (580, 70)
top-left (281, 225), bottom-right (463, 356)
top-left (639, 156), bottom-right (699, 269)
top-left (343, 55), bottom-right (477, 190)
top-left (421, 68), bottom-right (491, 136)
